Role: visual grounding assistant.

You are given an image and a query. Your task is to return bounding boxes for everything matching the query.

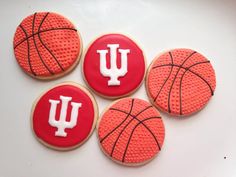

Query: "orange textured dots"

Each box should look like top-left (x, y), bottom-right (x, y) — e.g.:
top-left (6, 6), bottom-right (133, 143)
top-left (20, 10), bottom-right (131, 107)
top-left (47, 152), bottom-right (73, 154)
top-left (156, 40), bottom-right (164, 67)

top-left (146, 49), bottom-right (216, 116)
top-left (97, 98), bottom-right (165, 166)
top-left (13, 12), bottom-right (82, 79)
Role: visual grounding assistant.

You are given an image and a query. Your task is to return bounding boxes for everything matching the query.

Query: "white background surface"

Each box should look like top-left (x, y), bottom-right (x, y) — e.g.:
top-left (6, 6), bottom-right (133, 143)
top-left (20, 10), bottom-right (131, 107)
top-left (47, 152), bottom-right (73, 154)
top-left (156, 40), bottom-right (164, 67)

top-left (0, 0), bottom-right (235, 177)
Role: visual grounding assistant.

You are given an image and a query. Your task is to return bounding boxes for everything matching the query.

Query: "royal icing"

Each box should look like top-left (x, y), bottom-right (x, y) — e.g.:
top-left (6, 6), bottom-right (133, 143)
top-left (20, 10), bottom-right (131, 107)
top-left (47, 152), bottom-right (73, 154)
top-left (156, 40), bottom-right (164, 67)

top-left (146, 48), bottom-right (216, 116)
top-left (97, 98), bottom-right (165, 165)
top-left (83, 34), bottom-right (145, 98)
top-left (48, 95), bottom-right (82, 137)
top-left (97, 44), bottom-right (130, 86)
top-left (32, 83), bottom-right (97, 149)
top-left (13, 12), bottom-right (82, 79)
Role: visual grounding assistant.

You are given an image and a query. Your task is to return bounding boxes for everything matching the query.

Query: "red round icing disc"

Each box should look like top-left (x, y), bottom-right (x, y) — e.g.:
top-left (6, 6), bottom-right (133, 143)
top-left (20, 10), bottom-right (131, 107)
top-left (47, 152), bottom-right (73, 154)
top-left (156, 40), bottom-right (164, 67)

top-left (32, 83), bottom-right (97, 150)
top-left (83, 34), bottom-right (146, 98)
top-left (146, 48), bottom-right (216, 116)
top-left (14, 12), bottom-right (82, 79)
top-left (97, 98), bottom-right (165, 166)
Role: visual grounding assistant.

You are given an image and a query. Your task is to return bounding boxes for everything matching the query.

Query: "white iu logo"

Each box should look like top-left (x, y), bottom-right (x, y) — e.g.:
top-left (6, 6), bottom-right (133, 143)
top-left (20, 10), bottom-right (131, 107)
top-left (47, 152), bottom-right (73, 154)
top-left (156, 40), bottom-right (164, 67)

top-left (48, 95), bottom-right (82, 137)
top-left (97, 44), bottom-right (130, 86)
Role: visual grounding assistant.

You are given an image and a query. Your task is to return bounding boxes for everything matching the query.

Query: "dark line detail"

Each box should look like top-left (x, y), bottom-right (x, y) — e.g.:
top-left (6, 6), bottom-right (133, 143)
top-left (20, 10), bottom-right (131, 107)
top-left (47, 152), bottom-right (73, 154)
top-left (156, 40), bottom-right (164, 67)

top-left (122, 117), bottom-right (161, 162)
top-left (110, 99), bottom-right (135, 157)
top-left (179, 61), bottom-right (212, 115)
top-left (109, 107), bottom-right (154, 119)
top-left (109, 108), bottom-right (161, 161)
top-left (37, 12), bottom-right (64, 71)
top-left (19, 25), bottom-right (36, 76)
top-left (152, 62), bottom-right (213, 97)
top-left (100, 103), bottom-right (152, 144)
top-left (100, 99), bottom-right (135, 144)
top-left (103, 103), bottom-right (153, 158)
top-left (154, 52), bottom-right (174, 102)
top-left (167, 51), bottom-right (197, 113)
top-left (14, 27), bottom-right (77, 49)
top-left (32, 13), bottom-right (54, 75)
top-left (153, 64), bottom-right (179, 69)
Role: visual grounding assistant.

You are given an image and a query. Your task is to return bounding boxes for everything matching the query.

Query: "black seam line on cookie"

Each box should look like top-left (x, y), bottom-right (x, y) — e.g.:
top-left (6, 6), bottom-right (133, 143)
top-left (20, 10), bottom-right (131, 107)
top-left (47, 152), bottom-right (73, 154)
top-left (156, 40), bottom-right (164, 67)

top-left (152, 62), bottom-right (213, 97)
top-left (154, 52), bottom-right (174, 102)
top-left (109, 108), bottom-right (161, 154)
top-left (107, 105), bottom-right (154, 157)
top-left (179, 60), bottom-right (211, 115)
top-left (122, 117), bottom-right (161, 163)
top-left (100, 100), bottom-right (152, 144)
top-left (37, 12), bottom-right (65, 71)
top-left (152, 60), bottom-right (211, 69)
top-left (100, 99), bottom-right (134, 144)
top-left (109, 99), bottom-right (135, 157)
top-left (32, 13), bottom-right (54, 75)
top-left (14, 28), bottom-right (77, 49)
top-left (109, 108), bottom-right (158, 158)
top-left (19, 25), bottom-right (36, 76)
top-left (167, 51), bottom-right (197, 113)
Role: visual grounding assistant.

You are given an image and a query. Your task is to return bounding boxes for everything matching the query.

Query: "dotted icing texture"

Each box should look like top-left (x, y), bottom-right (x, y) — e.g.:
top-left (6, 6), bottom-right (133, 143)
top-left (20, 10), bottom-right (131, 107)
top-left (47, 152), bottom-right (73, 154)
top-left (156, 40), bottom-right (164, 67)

top-left (14, 12), bottom-right (81, 78)
top-left (98, 98), bottom-right (165, 165)
top-left (146, 48), bottom-right (216, 116)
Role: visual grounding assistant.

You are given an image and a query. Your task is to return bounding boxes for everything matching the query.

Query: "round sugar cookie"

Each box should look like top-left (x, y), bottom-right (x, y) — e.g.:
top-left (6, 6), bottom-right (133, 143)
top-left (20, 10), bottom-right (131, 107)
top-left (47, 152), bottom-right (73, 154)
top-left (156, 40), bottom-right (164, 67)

top-left (31, 82), bottom-right (98, 150)
top-left (14, 12), bottom-right (82, 80)
top-left (82, 33), bottom-right (146, 99)
top-left (146, 48), bottom-right (216, 116)
top-left (97, 98), bottom-right (165, 166)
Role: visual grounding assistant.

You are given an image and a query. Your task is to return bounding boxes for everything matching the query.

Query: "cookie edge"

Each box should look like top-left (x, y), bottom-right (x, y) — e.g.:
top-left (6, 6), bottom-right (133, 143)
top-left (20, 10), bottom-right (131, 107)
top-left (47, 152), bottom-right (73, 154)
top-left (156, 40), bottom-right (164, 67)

top-left (145, 48), bottom-right (216, 117)
top-left (81, 33), bottom-right (147, 99)
top-left (13, 12), bottom-right (83, 80)
top-left (30, 81), bottom-right (98, 151)
top-left (96, 97), bottom-right (165, 166)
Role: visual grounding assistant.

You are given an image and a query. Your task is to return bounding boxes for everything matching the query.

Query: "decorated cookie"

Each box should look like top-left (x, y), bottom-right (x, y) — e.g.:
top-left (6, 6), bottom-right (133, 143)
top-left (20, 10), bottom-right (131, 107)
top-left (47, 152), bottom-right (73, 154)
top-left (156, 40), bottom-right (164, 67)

top-left (14, 12), bottom-right (82, 79)
top-left (31, 83), bottom-right (98, 150)
top-left (83, 34), bottom-right (146, 99)
top-left (146, 48), bottom-right (216, 116)
top-left (97, 98), bottom-right (165, 166)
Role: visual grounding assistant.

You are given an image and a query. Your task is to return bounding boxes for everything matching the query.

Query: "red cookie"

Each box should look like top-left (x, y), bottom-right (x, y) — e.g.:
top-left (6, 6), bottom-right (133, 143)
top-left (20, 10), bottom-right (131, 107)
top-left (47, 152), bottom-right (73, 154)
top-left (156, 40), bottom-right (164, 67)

top-left (83, 34), bottom-right (146, 99)
top-left (14, 12), bottom-right (82, 79)
top-left (146, 49), bottom-right (216, 116)
top-left (31, 83), bottom-right (98, 150)
top-left (97, 98), bottom-right (165, 166)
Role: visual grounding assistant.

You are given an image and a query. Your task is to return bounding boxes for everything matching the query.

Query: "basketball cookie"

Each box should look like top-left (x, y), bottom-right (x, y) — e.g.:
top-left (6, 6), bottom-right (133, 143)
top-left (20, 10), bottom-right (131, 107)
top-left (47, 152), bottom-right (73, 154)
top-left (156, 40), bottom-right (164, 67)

top-left (13, 12), bottom-right (82, 79)
top-left (31, 82), bottom-right (98, 150)
top-left (146, 48), bottom-right (216, 116)
top-left (82, 33), bottom-right (146, 99)
top-left (97, 98), bottom-right (165, 166)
